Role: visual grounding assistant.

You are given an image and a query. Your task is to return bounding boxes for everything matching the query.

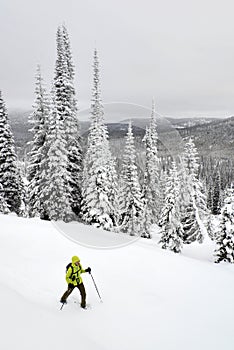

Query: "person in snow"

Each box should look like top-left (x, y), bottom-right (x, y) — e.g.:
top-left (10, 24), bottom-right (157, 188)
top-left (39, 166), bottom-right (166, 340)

top-left (60, 256), bottom-right (91, 308)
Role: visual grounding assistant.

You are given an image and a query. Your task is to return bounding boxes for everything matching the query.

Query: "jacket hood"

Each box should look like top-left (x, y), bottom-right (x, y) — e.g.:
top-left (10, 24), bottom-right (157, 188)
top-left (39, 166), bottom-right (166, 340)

top-left (72, 256), bottom-right (80, 264)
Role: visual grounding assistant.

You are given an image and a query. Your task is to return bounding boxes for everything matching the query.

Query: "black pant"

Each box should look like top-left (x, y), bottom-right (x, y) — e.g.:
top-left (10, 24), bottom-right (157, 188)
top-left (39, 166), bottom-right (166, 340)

top-left (61, 283), bottom-right (86, 308)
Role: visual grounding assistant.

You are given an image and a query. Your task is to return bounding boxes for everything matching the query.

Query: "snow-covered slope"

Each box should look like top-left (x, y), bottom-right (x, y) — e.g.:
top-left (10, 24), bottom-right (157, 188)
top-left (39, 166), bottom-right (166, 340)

top-left (1, 214), bottom-right (234, 350)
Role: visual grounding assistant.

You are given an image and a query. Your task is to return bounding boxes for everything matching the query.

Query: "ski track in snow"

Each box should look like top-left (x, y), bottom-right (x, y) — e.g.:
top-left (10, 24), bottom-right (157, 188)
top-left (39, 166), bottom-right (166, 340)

top-left (0, 213), bottom-right (234, 350)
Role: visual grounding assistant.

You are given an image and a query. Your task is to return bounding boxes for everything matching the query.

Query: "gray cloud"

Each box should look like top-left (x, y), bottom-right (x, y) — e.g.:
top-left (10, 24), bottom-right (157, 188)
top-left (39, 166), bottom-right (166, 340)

top-left (1, 0), bottom-right (234, 118)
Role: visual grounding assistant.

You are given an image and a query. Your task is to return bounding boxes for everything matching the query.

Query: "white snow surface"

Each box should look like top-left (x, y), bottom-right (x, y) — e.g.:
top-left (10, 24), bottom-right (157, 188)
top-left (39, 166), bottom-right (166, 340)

top-left (1, 214), bottom-right (234, 350)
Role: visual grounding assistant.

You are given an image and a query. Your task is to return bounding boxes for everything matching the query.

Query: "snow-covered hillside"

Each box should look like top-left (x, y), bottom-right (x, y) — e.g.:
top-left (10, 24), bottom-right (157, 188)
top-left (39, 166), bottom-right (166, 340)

top-left (1, 214), bottom-right (234, 350)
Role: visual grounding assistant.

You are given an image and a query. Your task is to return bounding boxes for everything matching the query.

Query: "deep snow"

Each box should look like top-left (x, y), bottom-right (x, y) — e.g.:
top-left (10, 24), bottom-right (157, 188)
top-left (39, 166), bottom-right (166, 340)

top-left (0, 213), bottom-right (234, 350)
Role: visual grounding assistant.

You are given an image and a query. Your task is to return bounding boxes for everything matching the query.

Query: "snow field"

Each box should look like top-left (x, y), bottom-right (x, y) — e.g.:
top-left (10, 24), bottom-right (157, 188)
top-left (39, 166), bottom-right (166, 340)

top-left (0, 214), bottom-right (234, 350)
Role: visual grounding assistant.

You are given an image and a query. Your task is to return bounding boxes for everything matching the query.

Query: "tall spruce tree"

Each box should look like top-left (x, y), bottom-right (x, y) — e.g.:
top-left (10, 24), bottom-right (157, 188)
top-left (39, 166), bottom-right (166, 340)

top-left (41, 91), bottom-right (73, 222)
top-left (0, 90), bottom-right (24, 213)
top-left (27, 65), bottom-right (50, 217)
top-left (214, 187), bottom-right (234, 263)
top-left (182, 137), bottom-right (207, 243)
top-left (177, 161), bottom-right (203, 244)
top-left (81, 49), bottom-right (118, 230)
top-left (119, 121), bottom-right (144, 236)
top-left (142, 100), bottom-right (160, 237)
top-left (180, 196), bottom-right (202, 244)
top-left (61, 24), bottom-right (83, 215)
top-left (159, 161), bottom-right (184, 253)
top-left (38, 26), bottom-right (77, 221)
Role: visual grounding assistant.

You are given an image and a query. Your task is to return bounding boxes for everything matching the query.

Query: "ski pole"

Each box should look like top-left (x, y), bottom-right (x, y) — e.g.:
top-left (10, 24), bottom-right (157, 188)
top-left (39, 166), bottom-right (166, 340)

top-left (90, 272), bottom-right (103, 302)
top-left (60, 303), bottom-right (65, 310)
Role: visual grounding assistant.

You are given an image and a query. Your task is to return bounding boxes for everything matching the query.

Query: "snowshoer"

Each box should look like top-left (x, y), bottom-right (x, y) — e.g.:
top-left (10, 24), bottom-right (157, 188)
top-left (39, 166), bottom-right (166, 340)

top-left (60, 256), bottom-right (91, 308)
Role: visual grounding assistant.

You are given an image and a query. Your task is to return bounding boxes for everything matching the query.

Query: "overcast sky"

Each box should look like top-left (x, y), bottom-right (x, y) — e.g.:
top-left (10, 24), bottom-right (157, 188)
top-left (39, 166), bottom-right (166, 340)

top-left (1, 0), bottom-right (234, 118)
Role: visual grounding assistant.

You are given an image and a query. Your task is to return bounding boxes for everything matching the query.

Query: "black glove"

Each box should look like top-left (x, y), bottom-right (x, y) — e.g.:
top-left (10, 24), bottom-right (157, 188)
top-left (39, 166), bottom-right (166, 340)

top-left (85, 267), bottom-right (91, 274)
top-left (68, 283), bottom-right (74, 289)
top-left (72, 275), bottom-right (76, 281)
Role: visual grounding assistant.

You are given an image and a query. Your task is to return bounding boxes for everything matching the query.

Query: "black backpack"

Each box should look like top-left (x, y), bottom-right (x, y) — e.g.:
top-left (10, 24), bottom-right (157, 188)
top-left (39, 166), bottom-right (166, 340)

top-left (66, 262), bottom-right (73, 276)
top-left (66, 262), bottom-right (80, 283)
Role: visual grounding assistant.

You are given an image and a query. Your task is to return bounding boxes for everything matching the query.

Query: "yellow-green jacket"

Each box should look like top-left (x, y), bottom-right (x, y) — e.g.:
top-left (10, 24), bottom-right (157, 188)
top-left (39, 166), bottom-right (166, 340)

top-left (66, 256), bottom-right (86, 286)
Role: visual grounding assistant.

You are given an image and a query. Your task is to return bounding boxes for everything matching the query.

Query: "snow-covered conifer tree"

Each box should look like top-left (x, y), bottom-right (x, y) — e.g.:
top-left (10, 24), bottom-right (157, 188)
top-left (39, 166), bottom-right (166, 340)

top-left (180, 197), bottom-right (202, 243)
top-left (212, 167), bottom-right (222, 215)
top-left (141, 100), bottom-right (160, 237)
top-left (207, 176), bottom-right (213, 211)
top-left (0, 183), bottom-right (9, 214)
top-left (214, 187), bottom-right (234, 263)
top-left (177, 162), bottom-right (203, 244)
top-left (0, 90), bottom-right (24, 213)
top-left (159, 161), bottom-right (183, 253)
top-left (39, 25), bottom-right (82, 221)
top-left (53, 26), bottom-right (69, 125)
top-left (40, 90), bottom-right (73, 221)
top-left (206, 214), bottom-right (217, 241)
top-left (119, 121), bottom-right (144, 236)
top-left (158, 168), bottom-right (167, 219)
top-left (27, 65), bottom-right (50, 217)
top-left (182, 138), bottom-right (207, 243)
top-left (61, 24), bottom-right (83, 215)
top-left (81, 49), bottom-right (118, 230)
top-left (54, 26), bottom-right (82, 214)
